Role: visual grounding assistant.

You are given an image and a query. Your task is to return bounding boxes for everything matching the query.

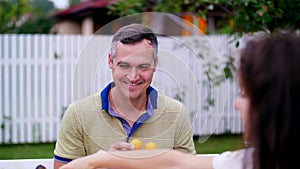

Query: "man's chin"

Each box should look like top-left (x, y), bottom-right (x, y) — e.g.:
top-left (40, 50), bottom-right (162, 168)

top-left (128, 94), bottom-right (139, 100)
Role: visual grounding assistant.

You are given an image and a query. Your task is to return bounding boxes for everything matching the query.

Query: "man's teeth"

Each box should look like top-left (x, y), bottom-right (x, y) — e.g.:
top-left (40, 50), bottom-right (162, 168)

top-left (129, 83), bottom-right (137, 86)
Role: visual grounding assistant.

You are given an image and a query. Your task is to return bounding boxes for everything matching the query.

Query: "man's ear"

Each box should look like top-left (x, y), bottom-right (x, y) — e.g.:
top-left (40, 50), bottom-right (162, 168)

top-left (108, 54), bottom-right (113, 68)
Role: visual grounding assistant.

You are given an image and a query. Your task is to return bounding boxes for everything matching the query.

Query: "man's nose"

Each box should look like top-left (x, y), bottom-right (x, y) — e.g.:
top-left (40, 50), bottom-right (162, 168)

top-left (127, 67), bottom-right (139, 80)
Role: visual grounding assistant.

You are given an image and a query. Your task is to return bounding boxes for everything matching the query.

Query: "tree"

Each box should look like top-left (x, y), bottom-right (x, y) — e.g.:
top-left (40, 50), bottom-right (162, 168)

top-left (69, 0), bottom-right (81, 7)
top-left (0, 0), bottom-right (33, 33)
top-left (0, 0), bottom-right (55, 34)
top-left (18, 0), bottom-right (56, 34)
top-left (108, 0), bottom-right (300, 35)
top-left (224, 0), bottom-right (300, 35)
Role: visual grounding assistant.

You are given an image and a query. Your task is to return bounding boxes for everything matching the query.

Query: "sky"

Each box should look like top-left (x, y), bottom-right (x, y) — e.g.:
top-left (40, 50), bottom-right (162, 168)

top-left (50, 0), bottom-right (69, 9)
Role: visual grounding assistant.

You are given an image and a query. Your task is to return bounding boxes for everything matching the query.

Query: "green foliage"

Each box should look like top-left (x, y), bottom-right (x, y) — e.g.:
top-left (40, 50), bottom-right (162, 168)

top-left (0, 0), bottom-right (55, 34)
top-left (31, 0), bottom-right (55, 13)
top-left (0, 0), bottom-right (33, 33)
top-left (108, 0), bottom-right (214, 20)
top-left (16, 14), bottom-right (53, 34)
top-left (224, 0), bottom-right (300, 34)
top-left (108, 0), bottom-right (300, 34)
top-left (69, 0), bottom-right (81, 7)
top-left (107, 0), bottom-right (147, 16)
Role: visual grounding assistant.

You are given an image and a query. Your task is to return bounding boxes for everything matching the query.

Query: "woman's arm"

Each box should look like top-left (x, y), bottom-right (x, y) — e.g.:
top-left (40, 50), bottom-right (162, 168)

top-left (60, 149), bottom-right (214, 169)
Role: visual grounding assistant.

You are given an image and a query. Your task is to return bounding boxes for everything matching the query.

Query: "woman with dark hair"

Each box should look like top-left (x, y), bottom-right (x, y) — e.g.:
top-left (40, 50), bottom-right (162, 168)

top-left (60, 33), bottom-right (300, 169)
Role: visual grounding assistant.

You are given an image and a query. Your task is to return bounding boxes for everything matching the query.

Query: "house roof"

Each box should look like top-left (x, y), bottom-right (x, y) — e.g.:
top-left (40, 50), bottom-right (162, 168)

top-left (52, 0), bottom-right (116, 19)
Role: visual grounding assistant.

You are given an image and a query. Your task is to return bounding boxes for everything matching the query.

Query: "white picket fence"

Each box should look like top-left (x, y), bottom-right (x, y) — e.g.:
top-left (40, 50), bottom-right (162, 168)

top-left (0, 34), bottom-right (243, 144)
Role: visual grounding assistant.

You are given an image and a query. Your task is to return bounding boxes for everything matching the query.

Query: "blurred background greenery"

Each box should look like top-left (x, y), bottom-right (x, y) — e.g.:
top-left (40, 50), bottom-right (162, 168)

top-left (1, 0), bottom-right (299, 34)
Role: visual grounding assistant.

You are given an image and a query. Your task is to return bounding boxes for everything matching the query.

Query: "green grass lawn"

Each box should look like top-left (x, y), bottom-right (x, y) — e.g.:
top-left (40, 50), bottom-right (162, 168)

top-left (194, 134), bottom-right (243, 154)
top-left (0, 142), bottom-right (56, 159)
top-left (0, 134), bottom-right (243, 160)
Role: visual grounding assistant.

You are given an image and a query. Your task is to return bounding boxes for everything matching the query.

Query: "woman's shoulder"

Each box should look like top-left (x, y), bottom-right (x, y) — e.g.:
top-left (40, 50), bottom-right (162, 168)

top-left (212, 148), bottom-right (254, 169)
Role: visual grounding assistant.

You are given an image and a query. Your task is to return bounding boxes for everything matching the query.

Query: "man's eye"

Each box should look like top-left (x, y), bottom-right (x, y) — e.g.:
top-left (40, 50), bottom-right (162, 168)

top-left (138, 65), bottom-right (151, 70)
top-left (118, 64), bottom-right (130, 69)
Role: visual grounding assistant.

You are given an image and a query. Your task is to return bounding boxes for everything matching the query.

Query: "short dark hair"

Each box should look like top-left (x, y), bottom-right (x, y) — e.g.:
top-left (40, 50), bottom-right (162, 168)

top-left (110, 23), bottom-right (158, 61)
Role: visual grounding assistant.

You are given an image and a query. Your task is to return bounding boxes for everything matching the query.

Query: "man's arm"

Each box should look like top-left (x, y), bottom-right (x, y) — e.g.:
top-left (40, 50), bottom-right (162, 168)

top-left (53, 104), bottom-right (85, 168)
top-left (60, 149), bottom-right (214, 169)
top-left (54, 160), bottom-right (67, 169)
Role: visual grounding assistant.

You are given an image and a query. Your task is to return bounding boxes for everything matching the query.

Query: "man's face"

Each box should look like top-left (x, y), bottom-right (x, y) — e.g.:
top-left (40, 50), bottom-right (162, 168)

top-left (109, 39), bottom-right (157, 100)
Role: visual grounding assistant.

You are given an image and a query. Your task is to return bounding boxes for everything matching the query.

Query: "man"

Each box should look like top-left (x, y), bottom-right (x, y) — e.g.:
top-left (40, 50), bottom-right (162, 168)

top-left (53, 23), bottom-right (195, 168)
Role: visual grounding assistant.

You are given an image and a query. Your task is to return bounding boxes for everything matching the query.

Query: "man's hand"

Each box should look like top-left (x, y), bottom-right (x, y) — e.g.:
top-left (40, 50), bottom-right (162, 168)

top-left (109, 142), bottom-right (135, 151)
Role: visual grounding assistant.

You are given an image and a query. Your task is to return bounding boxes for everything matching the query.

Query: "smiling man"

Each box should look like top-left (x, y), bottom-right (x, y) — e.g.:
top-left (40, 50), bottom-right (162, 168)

top-left (53, 23), bottom-right (196, 169)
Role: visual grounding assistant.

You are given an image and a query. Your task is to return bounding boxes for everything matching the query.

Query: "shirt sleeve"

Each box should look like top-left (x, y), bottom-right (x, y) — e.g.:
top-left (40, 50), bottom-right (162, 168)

top-left (212, 148), bottom-right (253, 169)
top-left (54, 103), bottom-right (86, 162)
top-left (174, 105), bottom-right (196, 154)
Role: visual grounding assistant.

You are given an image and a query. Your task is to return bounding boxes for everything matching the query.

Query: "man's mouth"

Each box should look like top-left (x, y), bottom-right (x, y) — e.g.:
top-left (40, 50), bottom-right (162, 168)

top-left (125, 81), bottom-right (143, 89)
top-left (129, 83), bottom-right (138, 86)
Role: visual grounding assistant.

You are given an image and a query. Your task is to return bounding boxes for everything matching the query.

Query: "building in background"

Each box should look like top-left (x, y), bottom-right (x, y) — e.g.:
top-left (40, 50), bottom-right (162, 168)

top-left (51, 0), bottom-right (227, 35)
top-left (51, 0), bottom-right (118, 34)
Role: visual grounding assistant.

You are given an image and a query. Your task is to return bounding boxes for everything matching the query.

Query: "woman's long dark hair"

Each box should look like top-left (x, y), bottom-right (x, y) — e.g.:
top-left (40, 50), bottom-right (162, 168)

top-left (238, 34), bottom-right (300, 169)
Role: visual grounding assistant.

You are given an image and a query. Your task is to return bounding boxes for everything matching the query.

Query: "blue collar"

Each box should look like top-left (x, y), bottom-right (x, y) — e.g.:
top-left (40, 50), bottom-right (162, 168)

top-left (100, 82), bottom-right (158, 111)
